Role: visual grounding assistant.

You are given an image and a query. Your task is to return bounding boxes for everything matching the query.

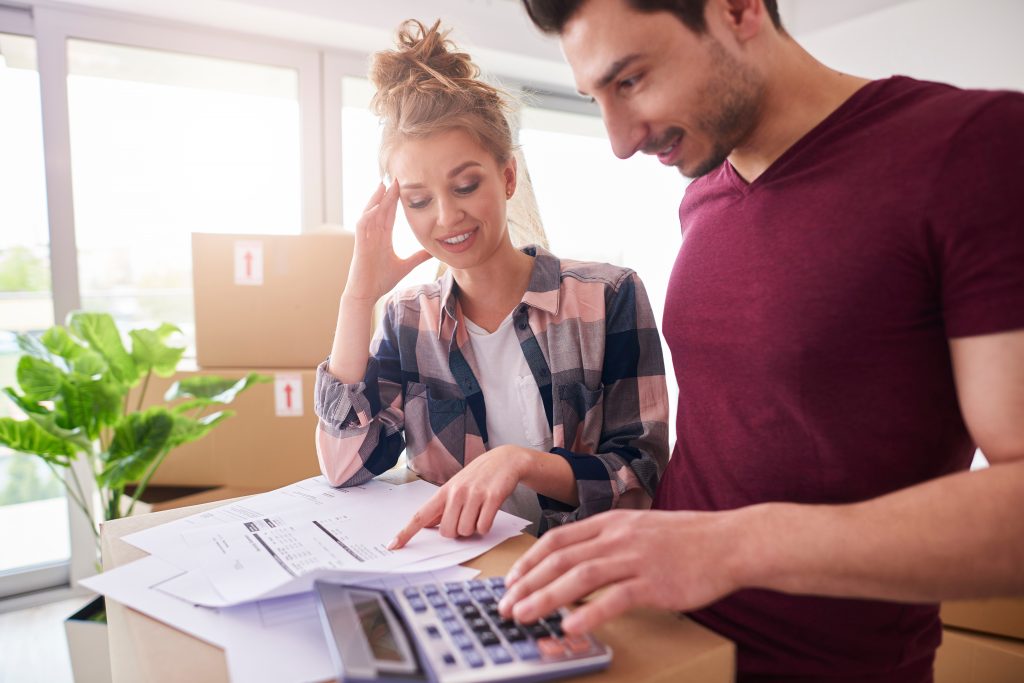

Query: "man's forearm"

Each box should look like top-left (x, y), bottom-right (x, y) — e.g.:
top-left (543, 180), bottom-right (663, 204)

top-left (735, 458), bottom-right (1024, 603)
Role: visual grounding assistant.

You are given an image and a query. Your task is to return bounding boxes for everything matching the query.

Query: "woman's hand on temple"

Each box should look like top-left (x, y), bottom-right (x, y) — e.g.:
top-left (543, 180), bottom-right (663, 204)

top-left (344, 180), bottom-right (432, 303)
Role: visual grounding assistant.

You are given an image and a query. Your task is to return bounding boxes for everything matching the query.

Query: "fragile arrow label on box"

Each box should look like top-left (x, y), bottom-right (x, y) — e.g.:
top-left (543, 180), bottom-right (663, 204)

top-left (274, 373), bottom-right (304, 417)
top-left (234, 240), bottom-right (264, 286)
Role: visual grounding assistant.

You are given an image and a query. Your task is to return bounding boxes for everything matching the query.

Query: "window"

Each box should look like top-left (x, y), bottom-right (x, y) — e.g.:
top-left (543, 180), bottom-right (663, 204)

top-left (0, 32), bottom-right (70, 580)
top-left (66, 39), bottom-right (303, 353)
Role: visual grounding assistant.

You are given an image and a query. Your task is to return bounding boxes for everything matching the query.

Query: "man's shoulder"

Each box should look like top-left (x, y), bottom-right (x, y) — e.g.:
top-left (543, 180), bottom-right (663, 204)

top-left (869, 76), bottom-right (1023, 133)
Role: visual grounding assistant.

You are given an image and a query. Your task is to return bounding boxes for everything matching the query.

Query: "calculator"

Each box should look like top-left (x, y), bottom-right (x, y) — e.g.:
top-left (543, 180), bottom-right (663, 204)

top-left (314, 576), bottom-right (612, 683)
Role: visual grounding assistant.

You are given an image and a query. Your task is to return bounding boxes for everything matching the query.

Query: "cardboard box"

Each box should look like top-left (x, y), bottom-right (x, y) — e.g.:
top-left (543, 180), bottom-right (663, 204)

top-left (935, 628), bottom-right (1024, 682)
top-left (148, 486), bottom-right (265, 512)
top-left (192, 232), bottom-right (354, 369)
top-left (129, 367), bottom-right (321, 489)
top-left (942, 599), bottom-right (1024, 641)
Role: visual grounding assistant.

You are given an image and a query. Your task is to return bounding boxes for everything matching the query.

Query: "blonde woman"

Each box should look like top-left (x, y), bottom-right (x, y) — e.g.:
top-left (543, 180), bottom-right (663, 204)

top-left (313, 20), bottom-right (668, 545)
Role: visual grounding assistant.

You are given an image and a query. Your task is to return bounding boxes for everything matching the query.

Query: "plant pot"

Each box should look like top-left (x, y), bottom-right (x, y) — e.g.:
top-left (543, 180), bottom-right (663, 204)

top-left (64, 596), bottom-right (112, 683)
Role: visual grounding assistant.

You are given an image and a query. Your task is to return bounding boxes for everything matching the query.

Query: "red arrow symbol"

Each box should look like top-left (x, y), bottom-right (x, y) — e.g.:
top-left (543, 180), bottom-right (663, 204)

top-left (244, 251), bottom-right (253, 278)
top-left (284, 383), bottom-right (293, 409)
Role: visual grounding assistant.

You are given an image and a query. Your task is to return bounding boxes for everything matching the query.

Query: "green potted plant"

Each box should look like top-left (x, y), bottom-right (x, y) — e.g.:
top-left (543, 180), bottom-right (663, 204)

top-left (0, 311), bottom-right (269, 557)
top-left (0, 311), bottom-right (269, 682)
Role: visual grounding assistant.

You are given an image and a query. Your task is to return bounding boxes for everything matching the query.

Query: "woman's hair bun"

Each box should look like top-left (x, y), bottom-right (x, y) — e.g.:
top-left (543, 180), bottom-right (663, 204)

top-left (370, 19), bottom-right (514, 168)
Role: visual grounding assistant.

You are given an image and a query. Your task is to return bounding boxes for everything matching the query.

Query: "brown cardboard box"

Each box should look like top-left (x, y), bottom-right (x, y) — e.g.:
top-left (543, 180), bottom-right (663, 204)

top-left (129, 367), bottom-right (321, 489)
top-left (935, 628), bottom-right (1024, 683)
top-left (942, 599), bottom-right (1024, 641)
top-left (192, 232), bottom-right (353, 369)
top-left (148, 486), bottom-right (265, 512)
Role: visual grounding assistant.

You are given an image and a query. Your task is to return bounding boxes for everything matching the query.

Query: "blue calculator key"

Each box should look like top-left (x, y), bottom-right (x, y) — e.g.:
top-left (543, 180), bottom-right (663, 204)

top-left (422, 584), bottom-right (439, 595)
top-left (444, 582), bottom-right (463, 591)
top-left (485, 645), bottom-right (513, 665)
top-left (487, 577), bottom-right (505, 588)
top-left (425, 625), bottom-right (441, 639)
top-left (452, 632), bottom-right (473, 650)
top-left (492, 586), bottom-right (507, 599)
top-left (408, 597), bottom-right (427, 613)
top-left (435, 606), bottom-right (454, 620)
top-left (462, 648), bottom-right (484, 668)
top-left (470, 588), bottom-right (494, 603)
top-left (442, 619), bottom-right (463, 635)
top-left (511, 640), bottom-right (540, 661)
top-left (403, 587), bottom-right (420, 598)
top-left (448, 591), bottom-right (471, 605)
top-left (467, 579), bottom-right (485, 589)
top-left (428, 593), bottom-right (447, 608)
top-left (477, 630), bottom-right (499, 646)
top-left (442, 652), bottom-right (456, 666)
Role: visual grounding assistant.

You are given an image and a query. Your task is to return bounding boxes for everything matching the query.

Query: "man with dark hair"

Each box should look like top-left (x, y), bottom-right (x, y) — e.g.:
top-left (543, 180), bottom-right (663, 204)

top-left (498, 0), bottom-right (1024, 680)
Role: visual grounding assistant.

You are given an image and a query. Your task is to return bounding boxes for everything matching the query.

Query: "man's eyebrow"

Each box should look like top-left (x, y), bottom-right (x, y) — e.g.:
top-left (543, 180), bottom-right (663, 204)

top-left (579, 53), bottom-right (643, 96)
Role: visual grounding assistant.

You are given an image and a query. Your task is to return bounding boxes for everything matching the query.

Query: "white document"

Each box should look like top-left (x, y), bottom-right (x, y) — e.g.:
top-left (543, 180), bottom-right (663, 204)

top-left (183, 479), bottom-right (527, 605)
top-left (123, 476), bottom-right (398, 568)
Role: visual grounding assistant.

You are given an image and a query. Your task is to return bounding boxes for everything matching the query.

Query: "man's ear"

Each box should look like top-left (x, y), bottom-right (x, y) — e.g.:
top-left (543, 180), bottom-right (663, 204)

top-left (711, 0), bottom-right (770, 43)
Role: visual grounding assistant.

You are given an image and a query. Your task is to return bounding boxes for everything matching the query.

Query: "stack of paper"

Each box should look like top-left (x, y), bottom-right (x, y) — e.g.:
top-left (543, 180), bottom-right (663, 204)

top-left (81, 475), bottom-right (529, 683)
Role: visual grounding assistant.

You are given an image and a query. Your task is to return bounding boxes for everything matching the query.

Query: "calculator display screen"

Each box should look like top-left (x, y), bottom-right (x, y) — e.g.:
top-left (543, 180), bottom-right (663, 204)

top-left (353, 594), bottom-right (405, 664)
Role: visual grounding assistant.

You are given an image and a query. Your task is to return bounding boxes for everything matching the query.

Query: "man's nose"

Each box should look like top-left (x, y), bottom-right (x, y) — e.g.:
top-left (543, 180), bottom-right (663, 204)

top-left (604, 107), bottom-right (643, 160)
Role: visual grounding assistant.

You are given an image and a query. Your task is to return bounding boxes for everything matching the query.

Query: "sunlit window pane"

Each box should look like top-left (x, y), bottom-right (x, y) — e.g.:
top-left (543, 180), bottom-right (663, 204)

top-left (0, 32), bottom-right (69, 575)
top-left (67, 40), bottom-right (302, 352)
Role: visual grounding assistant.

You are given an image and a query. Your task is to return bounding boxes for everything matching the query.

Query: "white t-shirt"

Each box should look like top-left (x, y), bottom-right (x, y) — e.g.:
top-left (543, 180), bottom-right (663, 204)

top-left (464, 314), bottom-right (554, 534)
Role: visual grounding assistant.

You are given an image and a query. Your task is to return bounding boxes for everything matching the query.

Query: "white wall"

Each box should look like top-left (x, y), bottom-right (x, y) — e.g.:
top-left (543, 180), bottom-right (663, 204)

top-left (795, 0), bottom-right (1024, 91)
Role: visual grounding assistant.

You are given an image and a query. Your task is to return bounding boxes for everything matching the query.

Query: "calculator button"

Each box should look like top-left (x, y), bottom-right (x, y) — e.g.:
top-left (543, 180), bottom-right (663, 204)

top-left (511, 640), bottom-right (540, 661)
top-left (537, 637), bottom-right (566, 660)
top-left (467, 579), bottom-right (485, 589)
top-left (485, 645), bottom-right (513, 665)
top-left (403, 587), bottom-right (420, 598)
top-left (545, 611), bottom-right (563, 623)
top-left (471, 588), bottom-right (494, 603)
top-left (427, 593), bottom-right (447, 608)
top-left (484, 606), bottom-right (501, 621)
top-left (425, 625), bottom-right (441, 640)
top-left (459, 605), bottom-right (480, 618)
top-left (499, 625), bottom-right (527, 642)
top-left (525, 622), bottom-right (550, 639)
top-left (408, 597), bottom-right (427, 613)
top-left (564, 634), bottom-right (594, 655)
top-left (452, 632), bottom-right (473, 650)
top-left (422, 584), bottom-right (439, 595)
top-left (467, 617), bottom-right (490, 632)
top-left (442, 619), bottom-right (463, 635)
top-left (444, 582), bottom-right (463, 591)
top-left (487, 577), bottom-right (505, 588)
top-left (546, 620), bottom-right (564, 637)
top-left (435, 606), bottom-right (454, 620)
top-left (441, 652), bottom-right (456, 666)
top-left (447, 591), bottom-right (471, 606)
top-left (492, 586), bottom-right (507, 599)
top-left (462, 648), bottom-right (484, 668)
top-left (477, 629), bottom-right (500, 646)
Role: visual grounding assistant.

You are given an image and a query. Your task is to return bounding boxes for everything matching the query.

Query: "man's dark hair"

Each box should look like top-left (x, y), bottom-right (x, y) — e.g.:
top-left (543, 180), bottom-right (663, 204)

top-left (522, 0), bottom-right (782, 35)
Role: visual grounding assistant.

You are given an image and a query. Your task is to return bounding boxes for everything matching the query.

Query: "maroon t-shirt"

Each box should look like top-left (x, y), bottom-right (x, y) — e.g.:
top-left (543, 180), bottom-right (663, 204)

top-left (654, 76), bottom-right (1024, 682)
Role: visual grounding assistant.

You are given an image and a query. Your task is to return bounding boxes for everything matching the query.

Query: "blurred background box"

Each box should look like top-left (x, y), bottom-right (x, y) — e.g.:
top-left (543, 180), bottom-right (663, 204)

top-left (192, 232), bottom-right (353, 368)
top-left (129, 367), bottom-right (319, 489)
top-left (935, 627), bottom-right (1024, 683)
top-left (942, 599), bottom-right (1024, 641)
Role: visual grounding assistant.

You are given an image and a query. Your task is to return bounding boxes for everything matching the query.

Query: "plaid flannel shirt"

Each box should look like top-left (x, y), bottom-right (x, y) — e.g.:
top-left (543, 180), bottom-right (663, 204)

top-left (314, 245), bottom-right (669, 532)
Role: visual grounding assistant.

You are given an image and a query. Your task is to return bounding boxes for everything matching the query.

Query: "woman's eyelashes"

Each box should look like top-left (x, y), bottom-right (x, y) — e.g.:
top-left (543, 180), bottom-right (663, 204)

top-left (404, 180), bottom-right (481, 209)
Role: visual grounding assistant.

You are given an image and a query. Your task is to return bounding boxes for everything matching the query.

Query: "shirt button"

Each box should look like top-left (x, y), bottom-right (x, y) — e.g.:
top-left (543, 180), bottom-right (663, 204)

top-left (539, 368), bottom-right (549, 378)
top-left (517, 321), bottom-right (528, 330)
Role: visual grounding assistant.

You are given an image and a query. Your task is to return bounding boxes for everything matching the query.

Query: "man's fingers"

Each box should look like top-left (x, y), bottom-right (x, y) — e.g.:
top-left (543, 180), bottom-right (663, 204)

top-left (509, 552), bottom-right (635, 625)
top-left (389, 494), bottom-right (444, 550)
top-left (506, 514), bottom-right (605, 585)
top-left (561, 579), bottom-right (645, 635)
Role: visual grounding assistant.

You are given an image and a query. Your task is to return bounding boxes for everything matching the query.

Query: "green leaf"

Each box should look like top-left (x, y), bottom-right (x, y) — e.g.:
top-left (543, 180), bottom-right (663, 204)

top-left (0, 417), bottom-right (76, 466)
top-left (99, 409), bottom-right (174, 487)
top-left (166, 410), bottom-right (233, 450)
top-left (69, 312), bottom-right (139, 386)
top-left (129, 324), bottom-right (185, 378)
top-left (3, 387), bottom-right (49, 415)
top-left (71, 350), bottom-right (107, 379)
top-left (24, 409), bottom-right (93, 454)
top-left (16, 332), bottom-right (52, 362)
top-left (41, 326), bottom-right (85, 360)
top-left (16, 356), bottom-right (64, 401)
top-left (164, 373), bottom-right (270, 404)
top-left (57, 375), bottom-right (125, 440)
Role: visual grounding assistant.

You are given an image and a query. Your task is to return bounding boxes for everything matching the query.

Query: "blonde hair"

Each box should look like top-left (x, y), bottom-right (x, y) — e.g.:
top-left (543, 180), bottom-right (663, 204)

top-left (370, 19), bottom-right (515, 173)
